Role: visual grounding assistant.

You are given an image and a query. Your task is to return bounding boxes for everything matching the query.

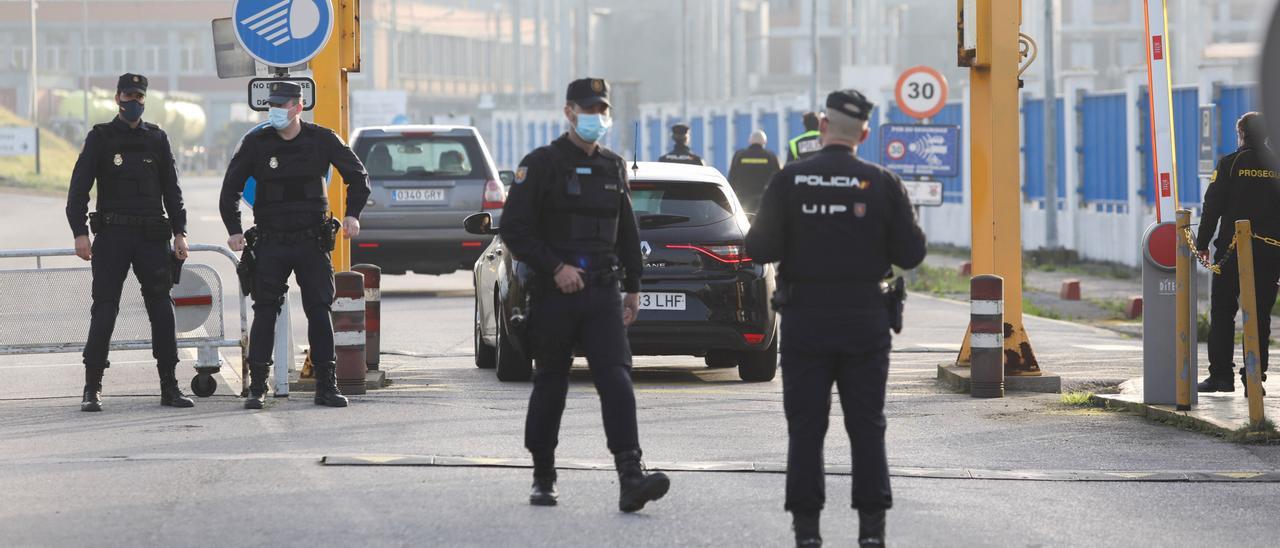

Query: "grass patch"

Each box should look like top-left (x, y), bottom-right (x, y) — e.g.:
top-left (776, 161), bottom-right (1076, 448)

top-left (0, 106), bottom-right (77, 194)
top-left (1060, 391), bottom-right (1097, 406)
top-left (904, 264), bottom-right (968, 297)
top-left (1226, 419), bottom-right (1280, 444)
top-left (1023, 300), bottom-right (1063, 320)
top-left (1090, 298), bottom-right (1132, 321)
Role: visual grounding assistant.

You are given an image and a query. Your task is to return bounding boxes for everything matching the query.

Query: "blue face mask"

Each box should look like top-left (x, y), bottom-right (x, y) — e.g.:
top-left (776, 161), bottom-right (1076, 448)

top-left (574, 113), bottom-right (612, 143)
top-left (268, 107), bottom-right (292, 130)
top-left (118, 100), bottom-right (144, 123)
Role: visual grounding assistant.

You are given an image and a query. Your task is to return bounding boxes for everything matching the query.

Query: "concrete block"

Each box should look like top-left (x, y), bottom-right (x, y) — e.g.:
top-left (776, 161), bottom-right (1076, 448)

top-left (1125, 296), bottom-right (1143, 319)
top-left (1059, 279), bottom-right (1082, 301)
top-left (936, 363), bottom-right (1062, 394)
top-left (959, 261), bottom-right (973, 277)
top-left (289, 369), bottom-right (387, 393)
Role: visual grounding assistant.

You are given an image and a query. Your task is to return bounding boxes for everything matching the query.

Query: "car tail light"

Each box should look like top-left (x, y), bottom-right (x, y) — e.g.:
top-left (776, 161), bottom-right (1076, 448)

top-left (665, 244), bottom-right (752, 264)
top-left (461, 241), bottom-right (483, 248)
top-left (482, 179), bottom-right (506, 209)
top-left (742, 333), bottom-right (765, 345)
top-left (357, 243), bottom-right (380, 248)
top-left (400, 132), bottom-right (435, 138)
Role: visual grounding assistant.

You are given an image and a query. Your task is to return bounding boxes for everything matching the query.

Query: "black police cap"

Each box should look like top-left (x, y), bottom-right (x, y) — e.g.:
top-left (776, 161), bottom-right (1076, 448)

top-left (826, 89), bottom-right (874, 121)
top-left (671, 123), bottom-right (690, 136)
top-left (117, 73), bottom-right (148, 95)
top-left (566, 78), bottom-right (611, 108)
top-left (268, 81), bottom-right (303, 104)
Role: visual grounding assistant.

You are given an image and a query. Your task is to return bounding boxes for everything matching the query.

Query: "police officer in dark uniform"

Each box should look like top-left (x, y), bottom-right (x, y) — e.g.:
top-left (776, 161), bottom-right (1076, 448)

top-left (1196, 111), bottom-right (1280, 395)
top-left (727, 129), bottom-right (782, 213)
top-left (746, 89), bottom-right (926, 547)
top-left (66, 73), bottom-right (194, 413)
top-left (500, 77), bottom-right (670, 512)
top-left (787, 111), bottom-right (823, 163)
top-left (658, 123), bottom-right (706, 165)
top-left (219, 81), bottom-right (371, 410)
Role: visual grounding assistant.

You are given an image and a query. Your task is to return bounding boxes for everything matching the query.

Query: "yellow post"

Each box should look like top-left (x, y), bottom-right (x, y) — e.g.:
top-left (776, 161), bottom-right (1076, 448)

top-left (962, 0), bottom-right (1038, 375)
top-left (1234, 220), bottom-right (1267, 426)
top-left (313, 0), bottom-right (360, 272)
top-left (1175, 209), bottom-right (1192, 411)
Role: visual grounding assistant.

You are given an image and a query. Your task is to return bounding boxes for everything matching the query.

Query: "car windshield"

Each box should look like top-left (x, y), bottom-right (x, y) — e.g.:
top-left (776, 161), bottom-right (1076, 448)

top-left (630, 181), bottom-right (734, 229)
top-left (355, 135), bottom-right (483, 179)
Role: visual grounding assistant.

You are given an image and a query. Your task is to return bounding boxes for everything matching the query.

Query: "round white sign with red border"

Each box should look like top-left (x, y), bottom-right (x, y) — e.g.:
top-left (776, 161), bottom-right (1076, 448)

top-left (895, 66), bottom-right (949, 120)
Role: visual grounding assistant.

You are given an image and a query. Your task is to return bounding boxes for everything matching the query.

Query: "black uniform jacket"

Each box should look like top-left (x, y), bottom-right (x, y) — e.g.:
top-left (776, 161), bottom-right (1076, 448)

top-left (1197, 145), bottom-right (1280, 252)
top-left (66, 117), bottom-right (187, 237)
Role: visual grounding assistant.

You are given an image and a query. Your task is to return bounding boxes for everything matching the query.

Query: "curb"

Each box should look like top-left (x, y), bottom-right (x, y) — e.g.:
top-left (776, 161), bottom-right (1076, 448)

top-left (1092, 393), bottom-right (1235, 437)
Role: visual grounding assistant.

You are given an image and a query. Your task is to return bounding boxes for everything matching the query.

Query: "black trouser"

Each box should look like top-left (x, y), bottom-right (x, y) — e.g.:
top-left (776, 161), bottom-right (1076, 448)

top-left (83, 225), bottom-right (176, 369)
top-left (524, 284), bottom-right (640, 457)
top-left (247, 240), bottom-right (335, 365)
top-left (1208, 247), bottom-right (1280, 380)
top-left (780, 305), bottom-right (893, 514)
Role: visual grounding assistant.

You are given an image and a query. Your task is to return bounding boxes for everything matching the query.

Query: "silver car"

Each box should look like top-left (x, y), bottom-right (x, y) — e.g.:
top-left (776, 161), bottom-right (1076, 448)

top-left (349, 125), bottom-right (510, 275)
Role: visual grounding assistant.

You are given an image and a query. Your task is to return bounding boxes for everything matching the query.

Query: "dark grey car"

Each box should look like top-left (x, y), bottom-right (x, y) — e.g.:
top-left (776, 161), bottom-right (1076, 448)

top-left (350, 125), bottom-right (510, 275)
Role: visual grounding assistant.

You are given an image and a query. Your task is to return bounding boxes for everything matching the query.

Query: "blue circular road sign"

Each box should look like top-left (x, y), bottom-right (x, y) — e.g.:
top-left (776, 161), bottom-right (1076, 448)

top-left (233, 0), bottom-right (334, 67)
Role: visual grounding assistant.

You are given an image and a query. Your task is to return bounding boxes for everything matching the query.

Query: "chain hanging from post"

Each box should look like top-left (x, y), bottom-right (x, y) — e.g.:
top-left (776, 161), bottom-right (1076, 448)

top-left (1178, 226), bottom-right (1280, 274)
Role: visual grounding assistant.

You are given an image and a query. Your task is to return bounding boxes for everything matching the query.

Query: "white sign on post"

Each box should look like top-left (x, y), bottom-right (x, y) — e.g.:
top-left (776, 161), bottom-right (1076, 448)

top-left (247, 77), bottom-right (316, 111)
top-left (0, 127), bottom-right (37, 157)
top-left (894, 66), bottom-right (950, 120)
top-left (903, 180), bottom-right (944, 207)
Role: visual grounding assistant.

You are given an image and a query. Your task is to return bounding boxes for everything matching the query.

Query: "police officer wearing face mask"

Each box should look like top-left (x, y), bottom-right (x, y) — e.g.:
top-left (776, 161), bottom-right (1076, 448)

top-left (1197, 112), bottom-right (1280, 396)
top-left (746, 89), bottom-right (926, 548)
top-left (219, 81), bottom-right (371, 410)
top-left (66, 73), bottom-right (193, 413)
top-left (500, 78), bottom-right (670, 513)
top-left (658, 123), bottom-right (706, 166)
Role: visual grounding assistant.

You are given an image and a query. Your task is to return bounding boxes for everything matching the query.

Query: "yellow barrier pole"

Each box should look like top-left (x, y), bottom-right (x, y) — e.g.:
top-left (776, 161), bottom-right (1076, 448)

top-left (314, 0), bottom-right (360, 272)
top-left (1235, 219), bottom-right (1266, 426)
top-left (1175, 209), bottom-right (1192, 411)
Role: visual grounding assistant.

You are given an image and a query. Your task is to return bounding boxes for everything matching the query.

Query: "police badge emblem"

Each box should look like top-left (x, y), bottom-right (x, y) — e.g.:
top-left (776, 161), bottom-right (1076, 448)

top-left (269, 157), bottom-right (279, 169)
top-left (854, 203), bottom-right (867, 218)
top-left (113, 153), bottom-right (123, 166)
top-left (514, 166), bottom-right (528, 184)
top-left (591, 79), bottom-right (604, 93)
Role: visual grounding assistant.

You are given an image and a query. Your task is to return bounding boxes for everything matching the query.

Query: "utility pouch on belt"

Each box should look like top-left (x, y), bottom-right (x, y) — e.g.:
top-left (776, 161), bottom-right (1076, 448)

top-left (88, 213), bottom-right (103, 235)
top-left (143, 217), bottom-right (172, 242)
top-left (883, 277), bottom-right (906, 334)
top-left (237, 228), bottom-right (259, 297)
top-left (770, 280), bottom-right (791, 312)
top-left (171, 253), bottom-right (185, 285)
top-left (319, 217), bottom-right (341, 252)
top-left (509, 271), bottom-right (539, 357)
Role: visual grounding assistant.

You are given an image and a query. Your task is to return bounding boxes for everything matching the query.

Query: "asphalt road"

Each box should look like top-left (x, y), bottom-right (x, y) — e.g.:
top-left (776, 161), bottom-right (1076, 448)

top-left (3, 183), bottom-right (1280, 546)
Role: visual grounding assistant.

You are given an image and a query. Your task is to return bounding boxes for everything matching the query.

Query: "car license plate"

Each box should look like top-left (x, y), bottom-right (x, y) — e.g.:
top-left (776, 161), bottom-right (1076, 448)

top-left (391, 188), bottom-right (447, 203)
top-left (639, 292), bottom-right (686, 311)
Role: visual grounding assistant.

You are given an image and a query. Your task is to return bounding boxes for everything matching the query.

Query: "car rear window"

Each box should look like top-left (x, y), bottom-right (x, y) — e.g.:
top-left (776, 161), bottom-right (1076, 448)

top-left (354, 135), bottom-right (489, 180)
top-left (630, 181), bottom-right (734, 229)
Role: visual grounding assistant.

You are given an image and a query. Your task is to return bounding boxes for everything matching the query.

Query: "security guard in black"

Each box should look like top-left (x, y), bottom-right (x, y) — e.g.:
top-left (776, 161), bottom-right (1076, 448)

top-left (500, 77), bottom-right (669, 512)
top-left (219, 81), bottom-right (371, 409)
top-left (66, 73), bottom-right (193, 412)
top-left (746, 89), bottom-right (925, 547)
top-left (727, 133), bottom-right (782, 213)
top-left (1195, 112), bottom-right (1280, 393)
top-left (658, 123), bottom-right (706, 165)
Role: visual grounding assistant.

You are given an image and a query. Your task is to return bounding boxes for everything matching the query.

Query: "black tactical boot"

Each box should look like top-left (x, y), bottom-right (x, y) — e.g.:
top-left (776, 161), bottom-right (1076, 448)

top-left (530, 472), bottom-right (559, 506)
top-left (158, 364), bottom-right (195, 408)
top-left (244, 362), bottom-right (271, 410)
top-left (614, 450), bottom-right (669, 513)
top-left (313, 361), bottom-right (349, 407)
top-left (81, 366), bottom-right (104, 413)
top-left (1241, 368), bottom-right (1268, 398)
top-left (792, 511), bottom-right (822, 547)
top-left (1197, 376), bottom-right (1234, 393)
top-left (858, 509), bottom-right (887, 547)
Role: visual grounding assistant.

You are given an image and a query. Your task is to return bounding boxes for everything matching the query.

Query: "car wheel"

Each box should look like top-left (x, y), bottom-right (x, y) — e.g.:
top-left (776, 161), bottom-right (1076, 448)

top-left (475, 296), bottom-right (496, 369)
top-left (704, 351), bottom-right (736, 368)
top-left (495, 296), bottom-right (533, 382)
top-left (737, 337), bottom-right (779, 382)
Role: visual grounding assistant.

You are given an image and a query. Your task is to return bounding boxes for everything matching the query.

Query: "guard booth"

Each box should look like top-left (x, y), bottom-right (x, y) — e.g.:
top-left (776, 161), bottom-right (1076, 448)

top-left (0, 245), bottom-right (247, 397)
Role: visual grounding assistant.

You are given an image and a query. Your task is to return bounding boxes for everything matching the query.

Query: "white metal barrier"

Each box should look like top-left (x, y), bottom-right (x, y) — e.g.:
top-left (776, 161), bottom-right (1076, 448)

top-left (0, 244), bottom-right (248, 397)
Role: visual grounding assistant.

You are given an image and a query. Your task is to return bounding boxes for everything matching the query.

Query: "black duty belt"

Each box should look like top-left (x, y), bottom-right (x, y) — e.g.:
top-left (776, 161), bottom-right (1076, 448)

top-left (583, 266), bottom-right (623, 286)
top-left (94, 212), bottom-right (167, 227)
top-left (786, 280), bottom-right (885, 308)
top-left (251, 216), bottom-right (341, 246)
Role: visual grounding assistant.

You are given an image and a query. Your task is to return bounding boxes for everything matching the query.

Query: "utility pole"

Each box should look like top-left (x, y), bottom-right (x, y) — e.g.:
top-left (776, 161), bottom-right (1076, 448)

top-left (809, 0), bottom-right (818, 110)
top-left (81, 0), bottom-right (89, 133)
top-left (1043, 0), bottom-right (1060, 248)
top-left (681, 0), bottom-right (689, 121)
top-left (30, 0), bottom-right (39, 174)
top-left (514, 0), bottom-right (525, 157)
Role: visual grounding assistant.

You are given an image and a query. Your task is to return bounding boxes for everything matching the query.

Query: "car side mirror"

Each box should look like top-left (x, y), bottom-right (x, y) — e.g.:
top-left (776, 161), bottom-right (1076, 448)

top-left (464, 212), bottom-right (498, 235)
top-left (499, 170), bottom-right (516, 188)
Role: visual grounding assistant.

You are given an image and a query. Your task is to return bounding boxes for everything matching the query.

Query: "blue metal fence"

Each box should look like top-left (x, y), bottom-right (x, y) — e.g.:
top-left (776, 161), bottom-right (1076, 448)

top-left (1079, 92), bottom-right (1129, 205)
top-left (647, 116), bottom-right (663, 161)
top-left (1217, 84), bottom-right (1256, 158)
top-left (1171, 87), bottom-right (1201, 204)
top-left (1022, 97), bottom-right (1067, 201)
top-left (710, 114), bottom-right (730, 173)
top-left (733, 112), bottom-right (753, 159)
top-left (691, 116), bottom-right (706, 160)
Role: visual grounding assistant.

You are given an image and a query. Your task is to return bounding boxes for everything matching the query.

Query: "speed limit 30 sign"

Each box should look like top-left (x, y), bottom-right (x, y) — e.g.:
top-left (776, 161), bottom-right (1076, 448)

top-left (895, 66), bottom-right (949, 120)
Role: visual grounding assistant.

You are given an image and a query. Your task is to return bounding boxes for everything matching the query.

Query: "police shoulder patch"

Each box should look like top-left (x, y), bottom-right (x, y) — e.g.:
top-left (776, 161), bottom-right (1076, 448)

top-left (515, 166), bottom-right (528, 184)
top-left (1211, 170), bottom-right (1218, 183)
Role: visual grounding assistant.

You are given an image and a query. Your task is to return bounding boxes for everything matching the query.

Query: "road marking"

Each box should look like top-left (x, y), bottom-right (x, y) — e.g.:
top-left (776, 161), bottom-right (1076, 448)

top-left (1074, 344), bottom-right (1143, 352)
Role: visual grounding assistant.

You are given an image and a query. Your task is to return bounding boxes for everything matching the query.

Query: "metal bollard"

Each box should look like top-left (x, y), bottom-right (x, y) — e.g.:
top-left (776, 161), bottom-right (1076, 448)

top-left (1174, 210), bottom-right (1192, 411)
top-left (333, 271), bottom-right (367, 395)
top-left (970, 275), bottom-right (1005, 398)
top-left (352, 264), bottom-right (381, 371)
top-left (272, 293), bottom-right (294, 398)
top-left (1234, 220), bottom-right (1266, 427)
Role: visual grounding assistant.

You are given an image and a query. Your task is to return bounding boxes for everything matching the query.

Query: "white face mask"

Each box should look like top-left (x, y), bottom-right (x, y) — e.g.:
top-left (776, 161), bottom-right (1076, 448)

top-left (268, 106), bottom-right (292, 130)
